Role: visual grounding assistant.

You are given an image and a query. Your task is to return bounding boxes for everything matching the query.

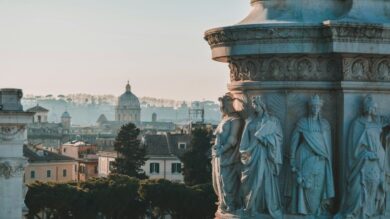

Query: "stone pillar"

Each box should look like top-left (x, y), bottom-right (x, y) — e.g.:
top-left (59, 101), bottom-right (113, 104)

top-left (0, 89), bottom-right (33, 219)
top-left (205, 0), bottom-right (390, 218)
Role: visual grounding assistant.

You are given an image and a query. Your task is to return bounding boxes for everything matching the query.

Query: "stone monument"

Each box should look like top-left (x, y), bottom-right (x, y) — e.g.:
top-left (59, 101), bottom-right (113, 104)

top-left (0, 89), bottom-right (33, 219)
top-left (205, 0), bottom-right (390, 218)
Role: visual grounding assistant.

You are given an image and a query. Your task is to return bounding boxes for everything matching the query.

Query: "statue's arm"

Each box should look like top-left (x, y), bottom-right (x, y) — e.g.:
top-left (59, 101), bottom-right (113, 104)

top-left (381, 115), bottom-right (390, 127)
top-left (219, 119), bottom-right (242, 155)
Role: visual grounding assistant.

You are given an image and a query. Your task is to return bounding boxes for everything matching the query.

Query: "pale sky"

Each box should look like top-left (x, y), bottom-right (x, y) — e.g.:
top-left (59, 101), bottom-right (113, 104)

top-left (0, 1), bottom-right (249, 101)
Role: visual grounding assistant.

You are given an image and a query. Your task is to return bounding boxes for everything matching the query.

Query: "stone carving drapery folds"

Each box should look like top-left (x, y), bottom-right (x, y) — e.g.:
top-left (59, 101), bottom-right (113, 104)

top-left (212, 93), bottom-right (243, 214)
top-left (337, 96), bottom-right (390, 219)
top-left (286, 95), bottom-right (335, 216)
top-left (240, 95), bottom-right (283, 219)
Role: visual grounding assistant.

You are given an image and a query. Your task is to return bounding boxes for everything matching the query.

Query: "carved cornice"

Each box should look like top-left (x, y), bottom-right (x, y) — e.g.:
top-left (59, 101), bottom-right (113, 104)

top-left (0, 158), bottom-right (26, 179)
top-left (204, 24), bottom-right (390, 54)
top-left (205, 25), bottom-right (330, 49)
top-left (328, 23), bottom-right (390, 44)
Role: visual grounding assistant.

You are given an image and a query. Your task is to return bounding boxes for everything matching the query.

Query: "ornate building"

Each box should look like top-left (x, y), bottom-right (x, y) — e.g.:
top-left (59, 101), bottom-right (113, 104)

top-left (27, 106), bottom-right (71, 148)
top-left (115, 82), bottom-right (141, 125)
top-left (0, 88), bottom-right (33, 219)
top-left (205, 0), bottom-right (390, 218)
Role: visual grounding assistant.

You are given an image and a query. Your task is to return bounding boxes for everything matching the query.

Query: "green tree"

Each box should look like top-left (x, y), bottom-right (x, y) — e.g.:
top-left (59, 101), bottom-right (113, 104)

top-left (112, 123), bottom-right (147, 179)
top-left (139, 179), bottom-right (216, 219)
top-left (180, 127), bottom-right (212, 186)
top-left (81, 174), bottom-right (146, 219)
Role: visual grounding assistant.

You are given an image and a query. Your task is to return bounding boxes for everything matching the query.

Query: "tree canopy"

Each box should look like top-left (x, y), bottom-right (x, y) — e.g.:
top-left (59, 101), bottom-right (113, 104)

top-left (25, 175), bottom-right (216, 219)
top-left (112, 123), bottom-right (147, 179)
top-left (180, 127), bottom-right (213, 186)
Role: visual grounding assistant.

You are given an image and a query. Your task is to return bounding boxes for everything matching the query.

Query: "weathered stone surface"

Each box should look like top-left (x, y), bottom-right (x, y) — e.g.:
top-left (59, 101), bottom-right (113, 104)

top-left (0, 89), bottom-right (33, 219)
top-left (205, 1), bottom-right (390, 218)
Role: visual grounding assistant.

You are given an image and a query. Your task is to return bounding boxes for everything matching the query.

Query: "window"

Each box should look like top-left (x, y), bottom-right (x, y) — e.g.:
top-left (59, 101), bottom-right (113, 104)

top-left (79, 165), bottom-right (86, 174)
top-left (30, 171), bottom-right (35, 179)
top-left (94, 165), bottom-right (98, 174)
top-left (47, 170), bottom-right (51, 178)
top-left (150, 163), bottom-right (160, 174)
top-left (109, 161), bottom-right (115, 172)
top-left (63, 148), bottom-right (67, 153)
top-left (178, 143), bottom-right (186, 150)
top-left (171, 163), bottom-right (182, 174)
top-left (63, 169), bottom-right (67, 177)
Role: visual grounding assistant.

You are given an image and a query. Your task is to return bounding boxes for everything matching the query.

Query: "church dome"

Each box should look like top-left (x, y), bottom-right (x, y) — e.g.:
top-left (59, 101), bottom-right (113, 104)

top-left (61, 111), bottom-right (71, 118)
top-left (118, 82), bottom-right (140, 109)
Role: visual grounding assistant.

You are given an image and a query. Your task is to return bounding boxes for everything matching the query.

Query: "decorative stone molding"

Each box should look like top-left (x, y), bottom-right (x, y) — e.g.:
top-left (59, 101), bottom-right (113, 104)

top-left (0, 159), bottom-right (26, 179)
top-left (328, 23), bottom-right (390, 43)
top-left (342, 56), bottom-right (390, 81)
top-left (229, 55), bottom-right (341, 82)
top-left (205, 26), bottom-right (329, 49)
top-left (0, 125), bottom-right (26, 142)
top-left (204, 24), bottom-right (390, 54)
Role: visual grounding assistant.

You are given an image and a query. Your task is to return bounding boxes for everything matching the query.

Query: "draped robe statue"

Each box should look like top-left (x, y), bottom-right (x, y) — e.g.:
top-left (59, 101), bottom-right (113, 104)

top-left (287, 95), bottom-right (335, 216)
top-left (240, 96), bottom-right (283, 219)
top-left (337, 95), bottom-right (390, 219)
top-left (212, 93), bottom-right (243, 213)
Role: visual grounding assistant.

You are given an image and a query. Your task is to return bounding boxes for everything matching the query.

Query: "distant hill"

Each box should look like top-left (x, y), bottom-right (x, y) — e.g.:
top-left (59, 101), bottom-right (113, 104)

top-left (22, 94), bottom-right (220, 126)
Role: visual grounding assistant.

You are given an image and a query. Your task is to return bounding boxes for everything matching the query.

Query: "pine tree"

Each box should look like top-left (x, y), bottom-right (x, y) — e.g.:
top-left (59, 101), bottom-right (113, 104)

top-left (112, 123), bottom-right (147, 179)
top-left (180, 127), bottom-right (212, 186)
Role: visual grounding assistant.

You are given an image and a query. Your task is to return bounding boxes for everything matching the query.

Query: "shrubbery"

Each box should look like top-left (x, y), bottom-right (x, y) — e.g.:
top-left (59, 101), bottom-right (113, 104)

top-left (25, 174), bottom-right (216, 219)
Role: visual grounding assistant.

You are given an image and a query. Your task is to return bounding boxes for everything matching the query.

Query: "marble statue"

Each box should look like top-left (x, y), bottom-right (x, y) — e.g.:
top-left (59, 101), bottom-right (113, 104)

top-left (240, 95), bottom-right (283, 219)
top-left (337, 95), bottom-right (390, 219)
top-left (212, 93), bottom-right (243, 213)
top-left (287, 95), bottom-right (335, 216)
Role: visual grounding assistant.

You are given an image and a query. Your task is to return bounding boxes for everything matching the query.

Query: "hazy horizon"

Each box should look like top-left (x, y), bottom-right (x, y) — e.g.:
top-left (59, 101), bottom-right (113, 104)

top-left (1, 1), bottom-right (249, 101)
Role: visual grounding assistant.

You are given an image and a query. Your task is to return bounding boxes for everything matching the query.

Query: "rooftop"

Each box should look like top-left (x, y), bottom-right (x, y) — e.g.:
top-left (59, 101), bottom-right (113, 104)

top-left (26, 104), bottom-right (49, 113)
top-left (24, 145), bottom-right (75, 163)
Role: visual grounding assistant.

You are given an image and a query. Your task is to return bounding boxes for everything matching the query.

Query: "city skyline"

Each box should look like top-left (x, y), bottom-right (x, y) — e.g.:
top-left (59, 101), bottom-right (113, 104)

top-left (0, 1), bottom-right (249, 101)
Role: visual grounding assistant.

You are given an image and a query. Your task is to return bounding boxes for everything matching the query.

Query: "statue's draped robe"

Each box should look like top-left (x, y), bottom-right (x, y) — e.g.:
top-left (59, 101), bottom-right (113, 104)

top-left (212, 116), bottom-right (241, 211)
top-left (288, 117), bottom-right (335, 215)
top-left (340, 117), bottom-right (388, 218)
top-left (240, 114), bottom-right (283, 218)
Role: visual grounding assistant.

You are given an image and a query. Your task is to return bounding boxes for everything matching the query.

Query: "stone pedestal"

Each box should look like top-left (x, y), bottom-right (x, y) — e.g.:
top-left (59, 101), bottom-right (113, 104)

top-left (205, 0), bottom-right (390, 218)
top-left (0, 89), bottom-right (33, 219)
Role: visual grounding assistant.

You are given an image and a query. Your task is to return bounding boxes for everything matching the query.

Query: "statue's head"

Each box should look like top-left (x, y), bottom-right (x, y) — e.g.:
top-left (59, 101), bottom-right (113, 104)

top-left (251, 95), bottom-right (267, 115)
top-left (308, 95), bottom-right (323, 117)
top-left (363, 95), bottom-right (378, 116)
top-left (218, 93), bottom-right (235, 115)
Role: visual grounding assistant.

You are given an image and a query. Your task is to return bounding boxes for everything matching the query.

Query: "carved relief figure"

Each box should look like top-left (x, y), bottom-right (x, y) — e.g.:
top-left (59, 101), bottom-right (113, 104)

top-left (287, 95), bottom-right (335, 216)
top-left (337, 95), bottom-right (390, 219)
top-left (212, 93), bottom-right (243, 213)
top-left (240, 95), bottom-right (283, 219)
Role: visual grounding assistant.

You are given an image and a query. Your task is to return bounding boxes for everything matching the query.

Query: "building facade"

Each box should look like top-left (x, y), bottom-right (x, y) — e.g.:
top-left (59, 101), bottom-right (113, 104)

top-left (98, 133), bottom-right (190, 183)
top-left (24, 145), bottom-right (78, 184)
